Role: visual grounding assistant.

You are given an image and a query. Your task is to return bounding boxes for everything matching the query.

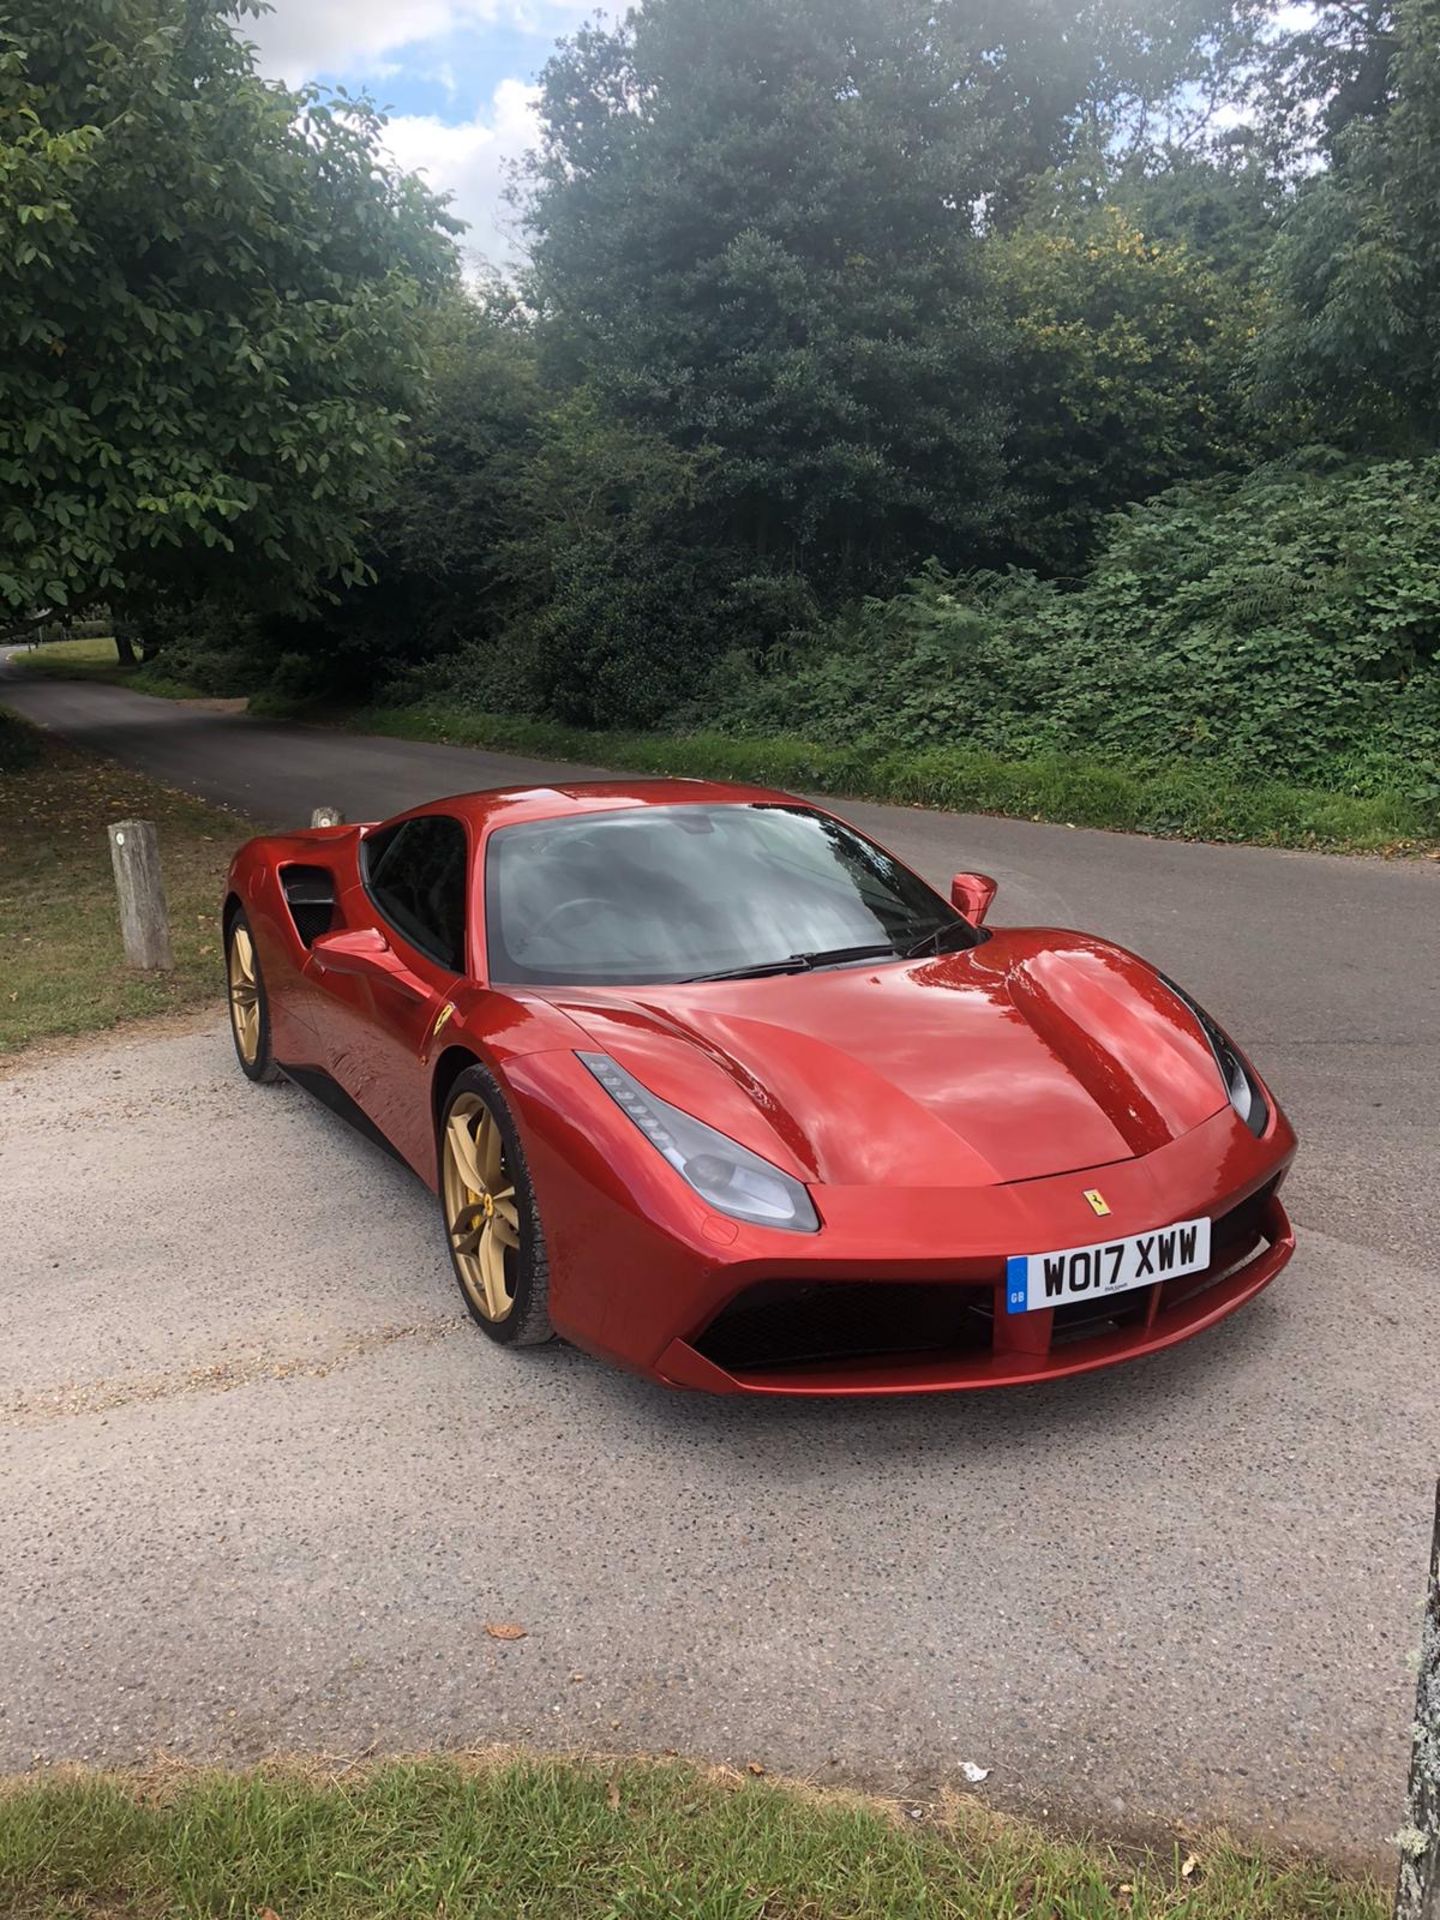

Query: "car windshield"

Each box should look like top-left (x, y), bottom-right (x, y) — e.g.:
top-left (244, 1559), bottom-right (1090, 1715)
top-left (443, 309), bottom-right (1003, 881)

top-left (484, 802), bottom-right (974, 987)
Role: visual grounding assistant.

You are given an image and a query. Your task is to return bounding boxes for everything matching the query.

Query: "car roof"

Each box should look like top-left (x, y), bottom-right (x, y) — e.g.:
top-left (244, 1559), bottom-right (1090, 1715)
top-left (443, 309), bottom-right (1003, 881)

top-left (381, 777), bottom-right (807, 835)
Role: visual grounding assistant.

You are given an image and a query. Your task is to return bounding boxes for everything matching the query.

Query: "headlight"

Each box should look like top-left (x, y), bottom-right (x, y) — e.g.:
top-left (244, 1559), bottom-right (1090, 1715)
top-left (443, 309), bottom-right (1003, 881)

top-left (579, 1052), bottom-right (819, 1232)
top-left (1157, 976), bottom-right (1269, 1138)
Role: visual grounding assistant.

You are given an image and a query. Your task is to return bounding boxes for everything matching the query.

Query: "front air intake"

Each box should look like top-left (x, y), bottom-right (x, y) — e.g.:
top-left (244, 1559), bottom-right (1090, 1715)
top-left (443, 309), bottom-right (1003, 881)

top-left (694, 1279), bottom-right (994, 1374)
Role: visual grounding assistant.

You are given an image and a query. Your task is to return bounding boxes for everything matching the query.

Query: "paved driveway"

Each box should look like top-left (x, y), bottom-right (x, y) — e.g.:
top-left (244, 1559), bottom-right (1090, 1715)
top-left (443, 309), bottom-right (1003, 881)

top-left (2, 666), bottom-right (1438, 1862)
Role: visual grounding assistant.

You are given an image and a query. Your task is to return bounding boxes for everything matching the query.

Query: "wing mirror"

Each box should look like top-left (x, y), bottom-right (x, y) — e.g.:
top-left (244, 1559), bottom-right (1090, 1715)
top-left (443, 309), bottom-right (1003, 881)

top-left (950, 871), bottom-right (998, 926)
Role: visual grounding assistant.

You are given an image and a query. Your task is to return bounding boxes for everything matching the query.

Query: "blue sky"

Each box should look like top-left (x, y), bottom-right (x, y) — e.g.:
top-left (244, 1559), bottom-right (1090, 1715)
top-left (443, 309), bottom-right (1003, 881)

top-left (247, 1), bottom-right (616, 271)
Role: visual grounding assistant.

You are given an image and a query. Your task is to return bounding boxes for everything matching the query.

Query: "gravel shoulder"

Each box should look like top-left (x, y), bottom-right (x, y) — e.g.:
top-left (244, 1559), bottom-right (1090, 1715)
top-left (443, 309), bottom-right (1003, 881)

top-left (1, 1018), bottom-right (1435, 1869)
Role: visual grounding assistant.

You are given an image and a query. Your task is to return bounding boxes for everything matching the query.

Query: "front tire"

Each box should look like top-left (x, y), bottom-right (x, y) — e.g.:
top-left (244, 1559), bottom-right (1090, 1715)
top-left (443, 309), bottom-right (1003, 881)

top-left (439, 1065), bottom-right (553, 1346)
top-left (225, 909), bottom-right (281, 1084)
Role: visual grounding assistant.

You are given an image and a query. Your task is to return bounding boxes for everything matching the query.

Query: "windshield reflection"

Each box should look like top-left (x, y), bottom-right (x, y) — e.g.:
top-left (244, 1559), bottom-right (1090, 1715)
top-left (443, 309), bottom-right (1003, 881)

top-left (484, 803), bottom-right (972, 987)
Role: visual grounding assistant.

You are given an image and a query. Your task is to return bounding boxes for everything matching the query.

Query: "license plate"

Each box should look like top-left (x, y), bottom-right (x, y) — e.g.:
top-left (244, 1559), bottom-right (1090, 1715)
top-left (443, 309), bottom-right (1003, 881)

top-left (1005, 1216), bottom-right (1212, 1314)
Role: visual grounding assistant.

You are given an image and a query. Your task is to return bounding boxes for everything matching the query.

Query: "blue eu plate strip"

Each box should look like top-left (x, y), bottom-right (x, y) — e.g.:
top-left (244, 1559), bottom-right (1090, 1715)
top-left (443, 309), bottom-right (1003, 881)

top-left (1005, 1254), bottom-right (1029, 1315)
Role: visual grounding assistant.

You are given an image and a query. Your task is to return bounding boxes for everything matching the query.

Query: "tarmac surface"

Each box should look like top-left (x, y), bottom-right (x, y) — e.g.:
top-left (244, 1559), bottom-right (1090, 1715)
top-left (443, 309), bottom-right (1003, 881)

top-left (2, 661), bottom-right (1438, 1862)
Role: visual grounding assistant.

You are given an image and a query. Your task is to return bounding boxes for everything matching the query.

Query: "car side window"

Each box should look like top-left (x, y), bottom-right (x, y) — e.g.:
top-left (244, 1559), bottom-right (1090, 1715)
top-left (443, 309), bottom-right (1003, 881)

top-left (363, 816), bottom-right (469, 972)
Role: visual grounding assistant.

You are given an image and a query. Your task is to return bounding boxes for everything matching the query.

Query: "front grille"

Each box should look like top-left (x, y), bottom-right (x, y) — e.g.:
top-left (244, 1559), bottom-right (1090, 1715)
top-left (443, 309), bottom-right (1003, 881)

top-left (692, 1180), bottom-right (1281, 1380)
top-left (1050, 1290), bottom-right (1149, 1346)
top-left (1161, 1178), bottom-right (1277, 1312)
top-left (694, 1280), bottom-right (993, 1374)
top-left (1050, 1180), bottom-right (1278, 1341)
top-left (1214, 1178), bottom-right (1276, 1256)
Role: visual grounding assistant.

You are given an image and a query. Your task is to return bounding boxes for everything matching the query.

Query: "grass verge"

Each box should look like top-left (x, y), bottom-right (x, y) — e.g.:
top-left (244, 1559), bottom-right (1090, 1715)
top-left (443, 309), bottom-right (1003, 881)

top-left (0, 711), bottom-right (251, 1053)
top-left (0, 1754), bottom-right (1386, 1920)
top-left (9, 635), bottom-right (209, 700)
top-left (344, 700), bottom-right (1438, 855)
top-left (15, 650), bottom-right (1435, 851)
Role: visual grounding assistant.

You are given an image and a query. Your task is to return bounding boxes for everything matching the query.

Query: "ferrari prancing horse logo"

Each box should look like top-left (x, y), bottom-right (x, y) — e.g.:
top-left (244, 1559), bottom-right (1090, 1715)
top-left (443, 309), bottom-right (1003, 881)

top-left (420, 1000), bottom-right (458, 1068)
top-left (1084, 1188), bottom-right (1111, 1217)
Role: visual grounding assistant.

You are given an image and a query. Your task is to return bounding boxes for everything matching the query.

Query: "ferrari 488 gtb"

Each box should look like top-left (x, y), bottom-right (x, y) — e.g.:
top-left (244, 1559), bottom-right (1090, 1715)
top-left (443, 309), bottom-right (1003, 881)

top-left (223, 780), bottom-right (1296, 1395)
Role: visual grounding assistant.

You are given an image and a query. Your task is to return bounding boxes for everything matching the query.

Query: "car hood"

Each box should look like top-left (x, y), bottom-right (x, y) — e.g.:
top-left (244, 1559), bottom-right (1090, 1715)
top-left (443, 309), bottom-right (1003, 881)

top-left (541, 929), bottom-right (1230, 1188)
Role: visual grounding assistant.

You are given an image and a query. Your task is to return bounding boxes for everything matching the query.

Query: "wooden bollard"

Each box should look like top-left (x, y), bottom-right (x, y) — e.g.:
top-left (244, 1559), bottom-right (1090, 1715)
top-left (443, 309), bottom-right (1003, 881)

top-left (311, 805), bottom-right (346, 827)
top-left (1397, 1480), bottom-right (1440, 1919)
top-left (107, 819), bottom-right (174, 971)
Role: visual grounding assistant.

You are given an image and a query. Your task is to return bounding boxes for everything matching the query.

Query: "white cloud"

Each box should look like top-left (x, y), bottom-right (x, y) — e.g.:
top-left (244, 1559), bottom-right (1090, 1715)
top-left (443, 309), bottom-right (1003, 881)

top-left (383, 78), bottom-right (542, 274)
top-left (247, 0), bottom-right (598, 88)
top-left (243, 0), bottom-right (617, 273)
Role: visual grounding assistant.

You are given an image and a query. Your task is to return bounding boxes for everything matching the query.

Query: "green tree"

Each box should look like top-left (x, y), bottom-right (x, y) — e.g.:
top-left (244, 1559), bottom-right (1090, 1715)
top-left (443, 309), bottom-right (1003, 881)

top-left (957, 0), bottom-right (1273, 225)
top-left (496, 389), bottom-right (820, 727)
top-left (990, 201), bottom-right (1261, 572)
top-left (521, 0), bottom-right (1008, 604)
top-left (1109, 145), bottom-right (1280, 282)
top-left (0, 0), bottom-right (457, 645)
top-left (231, 291), bottom-right (544, 704)
top-left (1253, 0), bottom-right (1398, 166)
top-left (1252, 0), bottom-right (1440, 451)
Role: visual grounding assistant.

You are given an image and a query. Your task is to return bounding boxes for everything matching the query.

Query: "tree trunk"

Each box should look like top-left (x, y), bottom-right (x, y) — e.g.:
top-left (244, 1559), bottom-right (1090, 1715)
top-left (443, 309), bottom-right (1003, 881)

top-left (1396, 1480), bottom-right (1440, 1920)
top-left (114, 621), bottom-right (139, 667)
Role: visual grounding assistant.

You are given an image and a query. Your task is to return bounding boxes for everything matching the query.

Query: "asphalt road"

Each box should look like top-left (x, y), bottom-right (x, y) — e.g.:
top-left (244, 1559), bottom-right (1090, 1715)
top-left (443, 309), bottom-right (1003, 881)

top-left (2, 663), bottom-right (1438, 1863)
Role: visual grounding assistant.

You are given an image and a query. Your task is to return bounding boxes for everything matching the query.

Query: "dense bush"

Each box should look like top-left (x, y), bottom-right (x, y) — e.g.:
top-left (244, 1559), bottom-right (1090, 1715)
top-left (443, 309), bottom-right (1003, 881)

top-left (350, 702), bottom-right (1436, 848)
top-left (693, 456), bottom-right (1440, 803)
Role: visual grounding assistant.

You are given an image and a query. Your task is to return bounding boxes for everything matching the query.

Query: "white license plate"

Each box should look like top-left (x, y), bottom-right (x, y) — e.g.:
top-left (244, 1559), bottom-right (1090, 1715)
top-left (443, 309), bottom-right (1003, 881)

top-left (1005, 1216), bottom-right (1211, 1314)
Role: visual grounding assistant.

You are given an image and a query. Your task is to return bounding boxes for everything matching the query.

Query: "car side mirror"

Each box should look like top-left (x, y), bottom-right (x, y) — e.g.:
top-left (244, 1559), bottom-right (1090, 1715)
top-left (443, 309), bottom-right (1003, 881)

top-left (950, 872), bottom-right (998, 926)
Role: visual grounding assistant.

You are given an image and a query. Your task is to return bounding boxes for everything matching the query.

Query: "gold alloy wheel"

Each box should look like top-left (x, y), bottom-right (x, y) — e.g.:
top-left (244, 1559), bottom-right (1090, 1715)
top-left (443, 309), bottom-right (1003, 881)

top-left (442, 1091), bottom-right (522, 1322)
top-left (227, 921), bottom-right (261, 1065)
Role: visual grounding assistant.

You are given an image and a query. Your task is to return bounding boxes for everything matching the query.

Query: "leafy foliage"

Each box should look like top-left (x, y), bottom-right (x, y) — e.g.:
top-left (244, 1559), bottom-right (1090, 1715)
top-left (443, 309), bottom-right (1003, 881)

top-left (10, 0), bottom-right (1440, 829)
top-left (1109, 149), bottom-right (1281, 282)
top-left (698, 457), bottom-right (1440, 805)
top-left (989, 201), bottom-right (1263, 572)
top-left (521, 0), bottom-right (1013, 606)
top-left (1252, 0), bottom-right (1440, 450)
top-left (1253, 0), bottom-right (1398, 164)
top-left (472, 387), bottom-right (823, 727)
top-left (230, 294), bottom-right (545, 706)
top-left (0, 0), bottom-right (456, 620)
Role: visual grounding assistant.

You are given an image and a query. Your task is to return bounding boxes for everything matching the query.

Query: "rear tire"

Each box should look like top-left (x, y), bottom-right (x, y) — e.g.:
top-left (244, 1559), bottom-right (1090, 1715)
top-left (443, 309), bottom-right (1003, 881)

top-left (439, 1064), bottom-right (553, 1347)
top-left (225, 909), bottom-right (281, 1084)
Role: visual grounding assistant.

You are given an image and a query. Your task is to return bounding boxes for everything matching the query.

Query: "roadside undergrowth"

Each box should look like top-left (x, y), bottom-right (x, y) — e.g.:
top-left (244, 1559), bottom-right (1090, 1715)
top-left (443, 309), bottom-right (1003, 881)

top-left (338, 701), bottom-right (1438, 856)
top-left (13, 648), bottom-right (1437, 853)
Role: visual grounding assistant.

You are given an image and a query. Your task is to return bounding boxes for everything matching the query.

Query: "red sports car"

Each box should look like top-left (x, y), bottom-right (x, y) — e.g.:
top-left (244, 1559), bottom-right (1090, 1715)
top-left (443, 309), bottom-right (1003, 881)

top-left (223, 779), bottom-right (1296, 1395)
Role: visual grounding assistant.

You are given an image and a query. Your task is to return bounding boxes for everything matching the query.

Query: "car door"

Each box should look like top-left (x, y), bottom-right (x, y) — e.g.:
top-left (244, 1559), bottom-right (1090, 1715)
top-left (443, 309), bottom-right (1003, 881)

top-left (305, 813), bottom-right (470, 1175)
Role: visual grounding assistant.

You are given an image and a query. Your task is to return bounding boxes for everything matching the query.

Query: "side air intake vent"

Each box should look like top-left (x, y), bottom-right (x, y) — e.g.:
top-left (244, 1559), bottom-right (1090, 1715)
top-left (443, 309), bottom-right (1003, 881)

top-left (280, 865), bottom-right (337, 947)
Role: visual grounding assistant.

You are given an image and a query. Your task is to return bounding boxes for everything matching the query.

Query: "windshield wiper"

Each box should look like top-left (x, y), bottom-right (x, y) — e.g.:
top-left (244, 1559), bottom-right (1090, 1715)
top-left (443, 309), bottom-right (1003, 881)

top-left (903, 919), bottom-right (976, 960)
top-left (682, 942), bottom-right (902, 984)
